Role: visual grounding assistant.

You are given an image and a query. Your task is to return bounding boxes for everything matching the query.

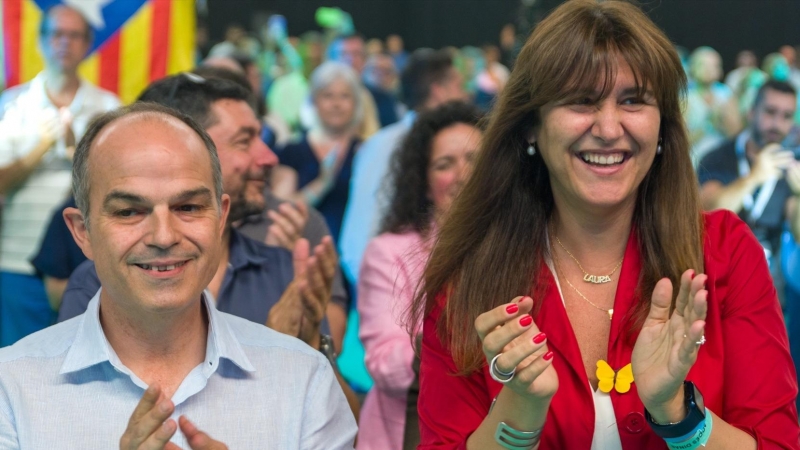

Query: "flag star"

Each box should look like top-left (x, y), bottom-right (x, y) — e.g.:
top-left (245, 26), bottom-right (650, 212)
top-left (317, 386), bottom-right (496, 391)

top-left (63, 0), bottom-right (112, 29)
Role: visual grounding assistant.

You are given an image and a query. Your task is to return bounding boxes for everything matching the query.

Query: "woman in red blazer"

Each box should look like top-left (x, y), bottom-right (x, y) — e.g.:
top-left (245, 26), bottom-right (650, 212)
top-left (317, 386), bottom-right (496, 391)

top-left (408, 1), bottom-right (800, 449)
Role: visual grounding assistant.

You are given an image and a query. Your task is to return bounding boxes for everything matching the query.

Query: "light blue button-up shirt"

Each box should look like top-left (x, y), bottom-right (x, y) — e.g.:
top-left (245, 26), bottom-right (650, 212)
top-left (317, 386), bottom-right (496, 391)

top-left (339, 111), bottom-right (416, 286)
top-left (0, 290), bottom-right (357, 449)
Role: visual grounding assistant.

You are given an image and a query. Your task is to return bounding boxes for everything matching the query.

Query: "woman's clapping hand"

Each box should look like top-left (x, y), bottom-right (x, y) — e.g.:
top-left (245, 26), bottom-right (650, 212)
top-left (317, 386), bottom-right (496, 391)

top-left (474, 296), bottom-right (559, 401)
top-left (632, 270), bottom-right (708, 423)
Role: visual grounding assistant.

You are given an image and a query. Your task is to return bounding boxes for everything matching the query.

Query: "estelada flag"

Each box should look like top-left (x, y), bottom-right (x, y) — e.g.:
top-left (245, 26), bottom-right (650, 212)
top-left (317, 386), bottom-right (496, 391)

top-left (1, 0), bottom-right (195, 103)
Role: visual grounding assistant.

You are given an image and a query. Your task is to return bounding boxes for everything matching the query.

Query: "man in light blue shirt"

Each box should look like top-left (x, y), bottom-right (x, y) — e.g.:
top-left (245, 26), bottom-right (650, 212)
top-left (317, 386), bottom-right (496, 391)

top-left (339, 49), bottom-right (467, 286)
top-left (0, 103), bottom-right (356, 449)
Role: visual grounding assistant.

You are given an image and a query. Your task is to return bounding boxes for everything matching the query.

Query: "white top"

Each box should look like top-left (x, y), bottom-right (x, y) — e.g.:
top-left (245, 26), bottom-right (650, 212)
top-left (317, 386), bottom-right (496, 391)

top-left (546, 258), bottom-right (624, 450)
top-left (0, 72), bottom-right (119, 274)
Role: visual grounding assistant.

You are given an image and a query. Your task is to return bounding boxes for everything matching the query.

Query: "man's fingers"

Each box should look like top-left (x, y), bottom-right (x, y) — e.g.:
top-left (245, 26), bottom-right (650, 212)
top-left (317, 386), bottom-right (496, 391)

top-left (787, 165), bottom-right (800, 192)
top-left (292, 239), bottom-right (310, 279)
top-left (316, 238), bottom-right (338, 286)
top-left (127, 384), bottom-right (161, 427)
top-left (298, 263), bottom-right (327, 321)
top-left (265, 224), bottom-right (290, 248)
top-left (299, 287), bottom-right (325, 322)
top-left (137, 419), bottom-right (178, 450)
top-left (771, 152), bottom-right (796, 169)
top-left (179, 416), bottom-right (228, 450)
top-left (307, 255), bottom-right (329, 296)
top-left (268, 211), bottom-right (298, 241)
top-left (295, 200), bottom-right (309, 221)
top-left (279, 202), bottom-right (308, 233)
top-left (121, 385), bottom-right (176, 449)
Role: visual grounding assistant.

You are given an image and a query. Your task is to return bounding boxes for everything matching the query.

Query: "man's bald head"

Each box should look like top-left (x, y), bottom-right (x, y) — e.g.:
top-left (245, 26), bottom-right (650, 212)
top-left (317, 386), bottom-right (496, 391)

top-left (72, 103), bottom-right (223, 228)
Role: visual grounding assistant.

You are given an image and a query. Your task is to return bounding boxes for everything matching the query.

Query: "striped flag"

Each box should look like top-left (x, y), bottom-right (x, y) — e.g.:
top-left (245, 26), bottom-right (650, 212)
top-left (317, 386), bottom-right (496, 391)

top-left (1, 0), bottom-right (195, 104)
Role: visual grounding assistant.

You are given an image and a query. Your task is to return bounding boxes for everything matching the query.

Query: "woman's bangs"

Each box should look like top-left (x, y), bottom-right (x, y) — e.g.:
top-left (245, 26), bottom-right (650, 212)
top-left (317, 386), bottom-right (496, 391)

top-left (553, 40), bottom-right (656, 105)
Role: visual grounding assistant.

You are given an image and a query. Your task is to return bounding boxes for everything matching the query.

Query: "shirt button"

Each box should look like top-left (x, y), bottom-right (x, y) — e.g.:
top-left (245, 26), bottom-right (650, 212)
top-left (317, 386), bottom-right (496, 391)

top-left (624, 412), bottom-right (645, 434)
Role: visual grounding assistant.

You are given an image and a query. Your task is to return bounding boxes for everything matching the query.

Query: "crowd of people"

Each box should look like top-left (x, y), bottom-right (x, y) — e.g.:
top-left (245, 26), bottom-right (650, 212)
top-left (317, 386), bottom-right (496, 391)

top-left (1, 1), bottom-right (800, 449)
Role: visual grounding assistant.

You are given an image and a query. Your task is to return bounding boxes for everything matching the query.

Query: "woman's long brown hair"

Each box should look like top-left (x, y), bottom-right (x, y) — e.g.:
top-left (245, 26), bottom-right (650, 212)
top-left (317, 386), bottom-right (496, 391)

top-left (407, 0), bottom-right (704, 375)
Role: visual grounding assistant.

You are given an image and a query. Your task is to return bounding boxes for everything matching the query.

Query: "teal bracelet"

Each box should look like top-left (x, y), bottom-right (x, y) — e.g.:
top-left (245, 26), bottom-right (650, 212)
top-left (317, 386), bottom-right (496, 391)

top-left (663, 408), bottom-right (713, 450)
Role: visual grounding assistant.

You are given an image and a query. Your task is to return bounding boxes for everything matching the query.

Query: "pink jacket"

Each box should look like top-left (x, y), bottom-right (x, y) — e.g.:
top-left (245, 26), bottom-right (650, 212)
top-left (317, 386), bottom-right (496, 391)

top-left (356, 231), bottom-right (429, 450)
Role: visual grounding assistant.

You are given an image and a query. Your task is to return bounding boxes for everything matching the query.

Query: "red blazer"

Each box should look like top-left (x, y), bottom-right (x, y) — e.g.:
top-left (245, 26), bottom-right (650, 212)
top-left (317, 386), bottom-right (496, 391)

top-left (418, 210), bottom-right (800, 449)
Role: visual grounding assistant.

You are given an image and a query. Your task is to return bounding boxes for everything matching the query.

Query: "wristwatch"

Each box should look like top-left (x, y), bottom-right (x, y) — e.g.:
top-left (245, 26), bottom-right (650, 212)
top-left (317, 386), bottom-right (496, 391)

top-left (318, 333), bottom-right (338, 367)
top-left (645, 381), bottom-right (706, 438)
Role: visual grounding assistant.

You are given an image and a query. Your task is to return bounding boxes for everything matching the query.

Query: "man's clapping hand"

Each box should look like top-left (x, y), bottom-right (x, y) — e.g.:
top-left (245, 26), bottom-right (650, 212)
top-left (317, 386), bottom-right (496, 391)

top-left (267, 237), bottom-right (337, 348)
top-left (120, 384), bottom-right (228, 450)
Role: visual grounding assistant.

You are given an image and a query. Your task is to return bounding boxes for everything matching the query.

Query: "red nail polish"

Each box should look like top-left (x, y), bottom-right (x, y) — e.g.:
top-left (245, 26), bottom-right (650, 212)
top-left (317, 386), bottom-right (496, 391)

top-left (519, 315), bottom-right (532, 327)
top-left (689, 270), bottom-right (695, 280)
top-left (506, 304), bottom-right (519, 314)
top-left (543, 351), bottom-right (554, 361)
top-left (533, 332), bottom-right (546, 344)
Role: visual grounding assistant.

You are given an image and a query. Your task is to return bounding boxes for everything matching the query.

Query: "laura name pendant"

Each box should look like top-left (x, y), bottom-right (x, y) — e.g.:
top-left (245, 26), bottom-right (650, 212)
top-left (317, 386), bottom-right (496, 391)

top-left (584, 274), bottom-right (612, 284)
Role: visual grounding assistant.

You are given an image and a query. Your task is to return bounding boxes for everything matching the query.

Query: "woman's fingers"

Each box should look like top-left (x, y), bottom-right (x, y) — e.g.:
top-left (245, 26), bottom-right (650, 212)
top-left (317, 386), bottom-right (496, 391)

top-left (474, 297), bottom-right (530, 341)
top-left (673, 270), bottom-right (694, 318)
top-left (514, 350), bottom-right (555, 387)
top-left (679, 318), bottom-right (706, 366)
top-left (482, 312), bottom-right (540, 360)
top-left (495, 331), bottom-right (549, 373)
top-left (645, 278), bottom-right (674, 324)
top-left (681, 274), bottom-right (708, 325)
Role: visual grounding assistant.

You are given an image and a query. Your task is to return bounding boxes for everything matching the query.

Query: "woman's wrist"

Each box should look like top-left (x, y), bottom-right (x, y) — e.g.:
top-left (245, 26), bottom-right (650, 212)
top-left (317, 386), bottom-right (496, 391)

top-left (644, 384), bottom-right (687, 424)
top-left (491, 386), bottom-right (552, 429)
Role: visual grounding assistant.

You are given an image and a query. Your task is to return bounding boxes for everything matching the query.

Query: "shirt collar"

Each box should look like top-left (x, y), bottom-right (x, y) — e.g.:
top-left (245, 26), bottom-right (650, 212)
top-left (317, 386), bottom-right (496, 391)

top-left (227, 227), bottom-right (271, 271)
top-left (30, 70), bottom-right (90, 113)
top-left (60, 288), bottom-right (255, 376)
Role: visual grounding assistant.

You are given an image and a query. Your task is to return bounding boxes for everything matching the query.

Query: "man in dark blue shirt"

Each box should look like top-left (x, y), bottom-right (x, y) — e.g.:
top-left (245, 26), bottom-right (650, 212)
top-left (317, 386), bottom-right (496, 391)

top-left (60, 74), bottom-right (340, 355)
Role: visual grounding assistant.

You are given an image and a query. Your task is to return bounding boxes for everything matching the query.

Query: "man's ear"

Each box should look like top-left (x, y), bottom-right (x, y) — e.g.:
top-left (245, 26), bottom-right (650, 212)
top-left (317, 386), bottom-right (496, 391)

top-left (218, 193), bottom-right (231, 235)
top-left (63, 207), bottom-right (93, 261)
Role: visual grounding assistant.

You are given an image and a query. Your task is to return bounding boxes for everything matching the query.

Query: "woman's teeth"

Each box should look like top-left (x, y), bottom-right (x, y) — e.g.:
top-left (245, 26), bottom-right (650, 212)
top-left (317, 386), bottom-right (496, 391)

top-left (581, 153), bottom-right (624, 165)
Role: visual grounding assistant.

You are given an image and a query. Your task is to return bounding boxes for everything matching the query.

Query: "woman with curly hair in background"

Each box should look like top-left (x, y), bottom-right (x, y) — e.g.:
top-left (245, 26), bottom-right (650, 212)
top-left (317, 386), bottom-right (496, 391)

top-left (356, 101), bottom-right (483, 450)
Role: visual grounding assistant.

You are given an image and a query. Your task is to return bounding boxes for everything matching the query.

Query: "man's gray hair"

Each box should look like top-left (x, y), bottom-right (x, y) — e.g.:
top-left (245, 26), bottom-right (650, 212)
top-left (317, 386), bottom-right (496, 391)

top-left (72, 102), bottom-right (224, 228)
top-left (308, 61), bottom-right (364, 130)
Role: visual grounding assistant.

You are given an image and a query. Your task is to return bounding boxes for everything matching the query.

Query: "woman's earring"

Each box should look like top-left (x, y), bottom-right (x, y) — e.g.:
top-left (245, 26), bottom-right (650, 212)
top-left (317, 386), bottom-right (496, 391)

top-left (656, 137), bottom-right (663, 155)
top-left (527, 142), bottom-right (537, 156)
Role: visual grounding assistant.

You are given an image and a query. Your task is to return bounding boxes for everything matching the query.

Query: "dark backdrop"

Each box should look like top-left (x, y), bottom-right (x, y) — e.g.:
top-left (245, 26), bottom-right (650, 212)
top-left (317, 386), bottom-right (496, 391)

top-left (206, 0), bottom-right (800, 71)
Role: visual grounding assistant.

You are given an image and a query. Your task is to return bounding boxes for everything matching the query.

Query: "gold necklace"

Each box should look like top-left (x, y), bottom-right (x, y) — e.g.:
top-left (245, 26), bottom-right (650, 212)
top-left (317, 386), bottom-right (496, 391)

top-left (553, 254), bottom-right (614, 320)
top-left (555, 236), bottom-right (622, 284)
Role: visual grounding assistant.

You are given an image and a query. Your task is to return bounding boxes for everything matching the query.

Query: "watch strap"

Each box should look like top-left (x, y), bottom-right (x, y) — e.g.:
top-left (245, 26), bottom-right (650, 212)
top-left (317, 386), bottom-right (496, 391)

top-left (645, 381), bottom-right (706, 439)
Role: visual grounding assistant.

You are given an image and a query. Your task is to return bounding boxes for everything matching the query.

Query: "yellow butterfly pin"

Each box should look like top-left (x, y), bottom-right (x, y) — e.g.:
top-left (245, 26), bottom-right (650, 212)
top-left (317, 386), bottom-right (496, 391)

top-left (596, 360), bottom-right (634, 394)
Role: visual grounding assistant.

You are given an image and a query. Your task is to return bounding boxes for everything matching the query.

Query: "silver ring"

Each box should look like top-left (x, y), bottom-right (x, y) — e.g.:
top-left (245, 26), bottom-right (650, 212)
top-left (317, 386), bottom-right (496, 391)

top-left (684, 334), bottom-right (706, 346)
top-left (490, 354), bottom-right (516, 383)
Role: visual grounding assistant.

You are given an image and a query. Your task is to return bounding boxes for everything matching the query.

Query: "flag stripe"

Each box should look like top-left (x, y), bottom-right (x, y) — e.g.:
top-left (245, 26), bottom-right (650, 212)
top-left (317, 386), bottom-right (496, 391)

top-left (98, 31), bottom-right (120, 93)
top-left (3, 0), bottom-right (21, 86)
top-left (167, 0), bottom-right (194, 75)
top-left (149, 0), bottom-right (171, 81)
top-left (20, 0), bottom-right (42, 83)
top-left (4, 0), bottom-right (194, 94)
top-left (77, 52), bottom-right (99, 86)
top-left (119, 2), bottom-right (152, 104)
